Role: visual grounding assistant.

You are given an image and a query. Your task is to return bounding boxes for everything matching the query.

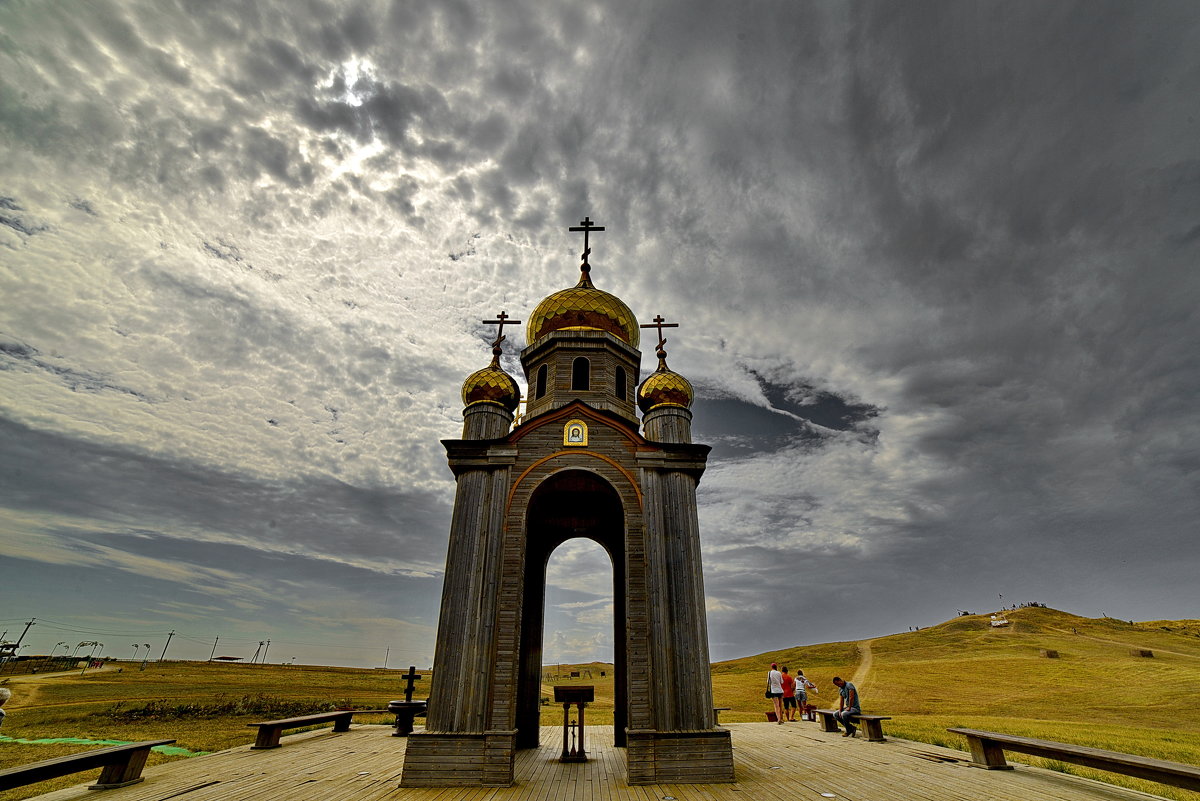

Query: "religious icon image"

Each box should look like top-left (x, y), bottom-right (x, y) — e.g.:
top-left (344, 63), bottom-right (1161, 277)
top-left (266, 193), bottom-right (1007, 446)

top-left (564, 420), bottom-right (587, 446)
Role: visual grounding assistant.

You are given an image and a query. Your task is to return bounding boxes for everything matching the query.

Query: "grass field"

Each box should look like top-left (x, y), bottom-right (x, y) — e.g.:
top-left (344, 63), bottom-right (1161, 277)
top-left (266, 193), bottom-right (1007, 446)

top-left (716, 606), bottom-right (1200, 800)
top-left (1, 607), bottom-right (1197, 800)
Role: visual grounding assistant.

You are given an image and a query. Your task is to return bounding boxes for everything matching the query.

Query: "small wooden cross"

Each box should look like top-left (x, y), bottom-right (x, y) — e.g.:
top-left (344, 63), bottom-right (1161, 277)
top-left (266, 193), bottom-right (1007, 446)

top-left (568, 216), bottom-right (605, 271)
top-left (483, 310), bottom-right (522, 349)
top-left (401, 665), bottom-right (423, 703)
top-left (640, 314), bottom-right (679, 353)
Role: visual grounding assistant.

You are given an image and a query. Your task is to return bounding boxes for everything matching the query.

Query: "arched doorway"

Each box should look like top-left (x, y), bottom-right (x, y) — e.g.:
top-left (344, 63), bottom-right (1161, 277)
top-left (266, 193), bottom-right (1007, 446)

top-left (516, 469), bottom-right (628, 749)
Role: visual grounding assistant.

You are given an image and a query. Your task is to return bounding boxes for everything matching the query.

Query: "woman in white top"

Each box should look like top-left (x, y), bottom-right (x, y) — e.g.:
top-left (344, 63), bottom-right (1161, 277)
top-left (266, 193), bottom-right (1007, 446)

top-left (766, 663), bottom-right (784, 724)
top-left (794, 669), bottom-right (817, 718)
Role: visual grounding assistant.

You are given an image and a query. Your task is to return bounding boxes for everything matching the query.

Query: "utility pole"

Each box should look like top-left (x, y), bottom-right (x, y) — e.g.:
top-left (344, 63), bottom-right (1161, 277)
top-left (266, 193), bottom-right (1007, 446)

top-left (159, 630), bottom-right (175, 662)
top-left (384, 646), bottom-right (390, 669)
top-left (208, 636), bottom-right (219, 662)
top-left (14, 619), bottom-right (35, 647)
top-left (261, 639), bottom-right (271, 664)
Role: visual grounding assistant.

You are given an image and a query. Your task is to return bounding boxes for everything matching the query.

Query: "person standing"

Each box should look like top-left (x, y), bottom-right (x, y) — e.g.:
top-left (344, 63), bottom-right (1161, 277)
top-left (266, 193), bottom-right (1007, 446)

top-left (766, 663), bottom-right (784, 724)
top-left (781, 666), bottom-right (797, 721)
top-left (795, 669), bottom-right (817, 719)
top-left (831, 676), bottom-right (860, 737)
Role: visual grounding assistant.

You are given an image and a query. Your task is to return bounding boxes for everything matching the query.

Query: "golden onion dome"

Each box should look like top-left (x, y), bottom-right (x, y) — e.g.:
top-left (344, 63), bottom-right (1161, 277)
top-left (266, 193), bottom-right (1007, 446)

top-left (526, 274), bottom-right (640, 348)
top-left (637, 363), bottom-right (694, 412)
top-left (462, 359), bottom-right (521, 412)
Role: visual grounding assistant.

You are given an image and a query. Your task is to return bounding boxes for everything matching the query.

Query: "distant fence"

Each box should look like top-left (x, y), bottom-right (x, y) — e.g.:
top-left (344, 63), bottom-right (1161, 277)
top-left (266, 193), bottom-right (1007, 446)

top-left (0, 656), bottom-right (86, 676)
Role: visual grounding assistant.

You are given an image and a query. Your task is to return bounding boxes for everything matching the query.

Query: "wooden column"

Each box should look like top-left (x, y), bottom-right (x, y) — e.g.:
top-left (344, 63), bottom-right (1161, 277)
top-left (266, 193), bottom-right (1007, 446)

top-left (626, 408), bottom-right (734, 784)
top-left (402, 429), bottom-right (518, 787)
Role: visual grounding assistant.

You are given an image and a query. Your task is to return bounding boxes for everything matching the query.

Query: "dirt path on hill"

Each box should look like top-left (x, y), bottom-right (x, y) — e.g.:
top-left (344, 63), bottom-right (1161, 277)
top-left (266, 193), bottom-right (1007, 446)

top-left (1044, 627), bottom-right (1200, 660)
top-left (849, 639), bottom-right (874, 690)
top-left (1, 665), bottom-right (116, 709)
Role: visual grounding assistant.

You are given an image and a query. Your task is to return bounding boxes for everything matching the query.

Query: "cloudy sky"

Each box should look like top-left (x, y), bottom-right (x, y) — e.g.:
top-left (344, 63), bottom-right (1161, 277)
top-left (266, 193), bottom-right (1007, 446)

top-left (2, 0), bottom-right (1198, 669)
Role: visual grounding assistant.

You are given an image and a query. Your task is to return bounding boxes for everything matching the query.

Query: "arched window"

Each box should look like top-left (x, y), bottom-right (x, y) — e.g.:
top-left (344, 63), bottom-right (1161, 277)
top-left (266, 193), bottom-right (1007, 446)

top-left (572, 357), bottom-right (590, 391)
top-left (535, 364), bottom-right (548, 399)
top-left (615, 366), bottom-right (627, 400)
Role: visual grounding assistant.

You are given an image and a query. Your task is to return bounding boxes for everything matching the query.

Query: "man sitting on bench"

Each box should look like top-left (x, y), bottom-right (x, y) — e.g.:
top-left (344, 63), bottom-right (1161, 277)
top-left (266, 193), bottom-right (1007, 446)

top-left (831, 676), bottom-right (861, 738)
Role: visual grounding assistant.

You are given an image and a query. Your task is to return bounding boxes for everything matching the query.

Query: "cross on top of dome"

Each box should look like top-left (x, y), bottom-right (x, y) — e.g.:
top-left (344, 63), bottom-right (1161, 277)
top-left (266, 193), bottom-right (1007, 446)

top-left (643, 311), bottom-right (681, 366)
top-left (568, 216), bottom-right (605, 282)
top-left (482, 310), bottom-right (522, 365)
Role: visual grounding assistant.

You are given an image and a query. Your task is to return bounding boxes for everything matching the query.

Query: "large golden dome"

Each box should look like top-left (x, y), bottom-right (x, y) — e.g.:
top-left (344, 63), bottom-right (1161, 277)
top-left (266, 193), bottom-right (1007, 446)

top-left (526, 275), bottom-right (640, 348)
top-left (462, 361), bottom-right (521, 412)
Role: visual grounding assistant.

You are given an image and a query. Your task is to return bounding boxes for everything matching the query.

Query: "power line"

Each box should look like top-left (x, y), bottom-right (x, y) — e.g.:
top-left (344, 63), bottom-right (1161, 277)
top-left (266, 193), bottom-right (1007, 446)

top-left (159, 631), bottom-right (175, 661)
top-left (21, 619), bottom-right (173, 638)
top-left (14, 619), bottom-right (36, 647)
top-left (6, 617), bottom-right (428, 658)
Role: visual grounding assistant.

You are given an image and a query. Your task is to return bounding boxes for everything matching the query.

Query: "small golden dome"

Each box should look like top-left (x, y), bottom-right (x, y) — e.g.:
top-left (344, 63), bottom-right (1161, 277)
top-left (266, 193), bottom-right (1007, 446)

top-left (462, 361), bottom-right (521, 412)
top-left (637, 365), bottom-right (694, 412)
top-left (526, 275), bottom-right (640, 348)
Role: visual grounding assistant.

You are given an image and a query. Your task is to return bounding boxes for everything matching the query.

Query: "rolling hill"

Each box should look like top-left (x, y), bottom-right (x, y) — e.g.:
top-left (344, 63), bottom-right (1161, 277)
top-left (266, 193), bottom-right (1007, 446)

top-left (709, 605), bottom-right (1200, 798)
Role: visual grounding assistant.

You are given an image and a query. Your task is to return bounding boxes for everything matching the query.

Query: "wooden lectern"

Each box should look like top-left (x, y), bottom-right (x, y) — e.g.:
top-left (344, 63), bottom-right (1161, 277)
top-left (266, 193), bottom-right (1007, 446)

top-left (553, 686), bottom-right (594, 762)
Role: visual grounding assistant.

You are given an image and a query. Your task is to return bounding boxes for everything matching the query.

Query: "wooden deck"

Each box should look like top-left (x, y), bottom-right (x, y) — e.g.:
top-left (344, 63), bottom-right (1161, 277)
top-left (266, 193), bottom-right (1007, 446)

top-left (24, 723), bottom-right (1175, 801)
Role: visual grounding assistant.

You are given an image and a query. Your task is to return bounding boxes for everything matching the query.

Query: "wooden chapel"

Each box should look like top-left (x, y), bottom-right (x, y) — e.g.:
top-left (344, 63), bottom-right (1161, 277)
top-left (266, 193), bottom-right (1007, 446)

top-left (400, 219), bottom-right (734, 786)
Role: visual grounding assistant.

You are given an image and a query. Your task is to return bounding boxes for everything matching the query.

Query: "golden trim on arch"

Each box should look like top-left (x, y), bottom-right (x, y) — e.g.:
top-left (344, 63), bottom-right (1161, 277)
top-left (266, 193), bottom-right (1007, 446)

top-left (508, 401), bottom-right (642, 447)
top-left (505, 451), bottom-right (644, 517)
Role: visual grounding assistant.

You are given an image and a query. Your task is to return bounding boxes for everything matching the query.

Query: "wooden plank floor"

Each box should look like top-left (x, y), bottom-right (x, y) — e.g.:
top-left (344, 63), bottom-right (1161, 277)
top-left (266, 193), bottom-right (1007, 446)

top-left (22, 723), bottom-right (1175, 801)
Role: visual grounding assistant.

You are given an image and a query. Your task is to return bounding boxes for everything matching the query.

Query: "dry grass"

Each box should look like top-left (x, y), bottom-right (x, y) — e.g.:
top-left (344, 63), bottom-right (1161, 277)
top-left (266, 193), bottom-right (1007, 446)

top-left (2, 608), bottom-right (1198, 800)
top-left (709, 606), bottom-right (1200, 800)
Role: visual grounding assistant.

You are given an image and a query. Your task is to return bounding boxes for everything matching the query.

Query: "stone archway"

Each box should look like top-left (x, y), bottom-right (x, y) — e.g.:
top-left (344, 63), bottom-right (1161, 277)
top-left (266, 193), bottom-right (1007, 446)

top-left (516, 469), bottom-right (628, 749)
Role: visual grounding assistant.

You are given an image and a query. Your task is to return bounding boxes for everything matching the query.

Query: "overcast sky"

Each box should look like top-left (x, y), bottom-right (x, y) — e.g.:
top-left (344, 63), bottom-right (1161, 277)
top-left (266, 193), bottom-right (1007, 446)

top-left (2, 1), bottom-right (1198, 669)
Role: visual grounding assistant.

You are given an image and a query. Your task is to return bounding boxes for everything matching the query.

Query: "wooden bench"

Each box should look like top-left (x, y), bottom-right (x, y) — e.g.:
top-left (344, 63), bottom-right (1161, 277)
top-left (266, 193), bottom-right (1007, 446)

top-left (947, 727), bottom-right (1200, 792)
top-left (814, 709), bottom-right (891, 742)
top-left (248, 709), bottom-right (390, 749)
top-left (0, 739), bottom-right (175, 791)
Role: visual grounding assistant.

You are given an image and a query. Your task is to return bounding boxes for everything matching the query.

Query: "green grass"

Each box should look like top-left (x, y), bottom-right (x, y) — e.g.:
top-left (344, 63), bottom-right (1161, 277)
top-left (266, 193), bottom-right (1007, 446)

top-left (2, 608), bottom-right (1198, 800)
top-left (0, 662), bottom-right (399, 800)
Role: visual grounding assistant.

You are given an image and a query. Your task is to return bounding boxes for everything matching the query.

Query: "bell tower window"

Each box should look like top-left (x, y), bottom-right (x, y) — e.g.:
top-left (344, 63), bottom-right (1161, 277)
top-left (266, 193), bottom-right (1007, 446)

top-left (572, 357), bottom-right (590, 391)
top-left (615, 366), bottom-right (627, 400)
top-left (535, 364), bottom-right (548, 399)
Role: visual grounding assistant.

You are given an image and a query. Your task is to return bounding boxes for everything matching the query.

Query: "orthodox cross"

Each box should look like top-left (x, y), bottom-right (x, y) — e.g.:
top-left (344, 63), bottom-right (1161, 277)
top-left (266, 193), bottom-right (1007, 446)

top-left (568, 216), bottom-right (605, 275)
top-left (640, 314), bottom-right (679, 359)
top-left (483, 310), bottom-right (522, 357)
top-left (401, 665), bottom-right (423, 703)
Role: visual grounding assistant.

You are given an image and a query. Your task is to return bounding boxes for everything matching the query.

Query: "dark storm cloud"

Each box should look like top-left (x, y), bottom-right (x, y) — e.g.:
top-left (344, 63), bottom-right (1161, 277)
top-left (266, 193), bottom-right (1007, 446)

top-left (2, 0), bottom-right (1198, 665)
top-left (295, 79), bottom-right (449, 150)
top-left (0, 338), bottom-right (154, 401)
top-left (68, 197), bottom-right (99, 216)
top-left (691, 370), bottom-right (880, 459)
top-left (0, 196), bottom-right (50, 239)
top-left (841, 4), bottom-right (1199, 297)
top-left (0, 417), bottom-right (451, 573)
top-left (237, 39), bottom-right (315, 91)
